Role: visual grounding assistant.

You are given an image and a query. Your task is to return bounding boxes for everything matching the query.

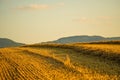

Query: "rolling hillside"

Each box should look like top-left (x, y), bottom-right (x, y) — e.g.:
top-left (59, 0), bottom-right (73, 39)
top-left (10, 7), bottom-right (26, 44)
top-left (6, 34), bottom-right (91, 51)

top-left (0, 42), bottom-right (120, 80)
top-left (50, 35), bottom-right (120, 43)
top-left (0, 38), bottom-right (24, 48)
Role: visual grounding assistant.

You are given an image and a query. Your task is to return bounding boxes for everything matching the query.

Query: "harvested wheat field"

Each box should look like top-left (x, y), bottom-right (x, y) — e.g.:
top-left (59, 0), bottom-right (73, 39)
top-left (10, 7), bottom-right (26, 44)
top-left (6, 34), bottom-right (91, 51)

top-left (0, 43), bottom-right (120, 80)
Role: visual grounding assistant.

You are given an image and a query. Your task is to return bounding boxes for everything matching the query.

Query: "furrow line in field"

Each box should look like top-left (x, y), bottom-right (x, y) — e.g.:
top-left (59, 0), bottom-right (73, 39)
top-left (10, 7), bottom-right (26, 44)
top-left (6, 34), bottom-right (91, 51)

top-left (2, 61), bottom-right (13, 80)
top-left (3, 56), bottom-right (22, 79)
top-left (21, 48), bottom-right (83, 79)
top-left (19, 51), bottom-right (53, 80)
top-left (0, 52), bottom-right (13, 80)
top-left (0, 49), bottom-right (26, 80)
top-left (6, 49), bottom-right (48, 80)
top-left (18, 65), bottom-right (34, 79)
top-left (0, 62), bottom-right (6, 80)
top-left (17, 66), bottom-right (30, 80)
top-left (26, 64), bottom-right (49, 80)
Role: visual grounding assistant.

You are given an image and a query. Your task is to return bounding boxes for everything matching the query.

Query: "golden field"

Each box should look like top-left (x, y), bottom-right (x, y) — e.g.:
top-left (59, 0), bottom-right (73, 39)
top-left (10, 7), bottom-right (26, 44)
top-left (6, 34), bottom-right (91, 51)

top-left (0, 42), bottom-right (120, 80)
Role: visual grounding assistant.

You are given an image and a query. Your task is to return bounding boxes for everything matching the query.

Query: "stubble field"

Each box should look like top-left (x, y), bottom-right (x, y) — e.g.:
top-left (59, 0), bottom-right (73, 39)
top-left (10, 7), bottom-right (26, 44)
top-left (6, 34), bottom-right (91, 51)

top-left (0, 43), bottom-right (120, 80)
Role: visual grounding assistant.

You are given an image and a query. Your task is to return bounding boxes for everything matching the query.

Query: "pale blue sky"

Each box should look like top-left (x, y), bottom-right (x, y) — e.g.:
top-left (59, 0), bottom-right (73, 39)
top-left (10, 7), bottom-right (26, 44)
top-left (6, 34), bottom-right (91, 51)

top-left (0, 0), bottom-right (120, 43)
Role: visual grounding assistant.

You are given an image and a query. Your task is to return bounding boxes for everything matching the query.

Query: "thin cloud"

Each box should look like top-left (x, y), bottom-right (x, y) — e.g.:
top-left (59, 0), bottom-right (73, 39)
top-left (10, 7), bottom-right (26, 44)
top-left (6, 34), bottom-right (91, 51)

top-left (73, 17), bottom-right (95, 24)
top-left (97, 16), bottom-right (112, 20)
top-left (73, 17), bottom-right (113, 27)
top-left (17, 4), bottom-right (50, 10)
top-left (16, 3), bottom-right (65, 10)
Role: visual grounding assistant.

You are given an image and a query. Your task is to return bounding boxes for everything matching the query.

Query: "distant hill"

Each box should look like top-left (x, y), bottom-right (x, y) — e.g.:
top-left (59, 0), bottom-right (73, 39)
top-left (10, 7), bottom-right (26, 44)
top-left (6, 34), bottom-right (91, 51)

top-left (51, 35), bottom-right (120, 43)
top-left (0, 38), bottom-right (24, 48)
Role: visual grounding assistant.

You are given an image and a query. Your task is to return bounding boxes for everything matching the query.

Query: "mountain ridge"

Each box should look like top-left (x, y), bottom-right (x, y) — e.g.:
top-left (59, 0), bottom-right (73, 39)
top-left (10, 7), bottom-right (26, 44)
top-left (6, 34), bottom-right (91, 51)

top-left (0, 38), bottom-right (24, 48)
top-left (50, 35), bottom-right (120, 43)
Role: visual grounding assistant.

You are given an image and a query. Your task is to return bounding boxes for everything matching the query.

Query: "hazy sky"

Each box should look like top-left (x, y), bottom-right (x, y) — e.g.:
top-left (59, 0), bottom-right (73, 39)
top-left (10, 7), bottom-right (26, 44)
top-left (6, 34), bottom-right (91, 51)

top-left (0, 0), bottom-right (120, 44)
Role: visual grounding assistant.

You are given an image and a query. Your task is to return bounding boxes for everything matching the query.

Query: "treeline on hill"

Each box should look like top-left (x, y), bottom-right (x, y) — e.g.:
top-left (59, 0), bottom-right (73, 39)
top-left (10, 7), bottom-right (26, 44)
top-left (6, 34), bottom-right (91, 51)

top-left (22, 41), bottom-right (120, 64)
top-left (88, 40), bottom-right (120, 44)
